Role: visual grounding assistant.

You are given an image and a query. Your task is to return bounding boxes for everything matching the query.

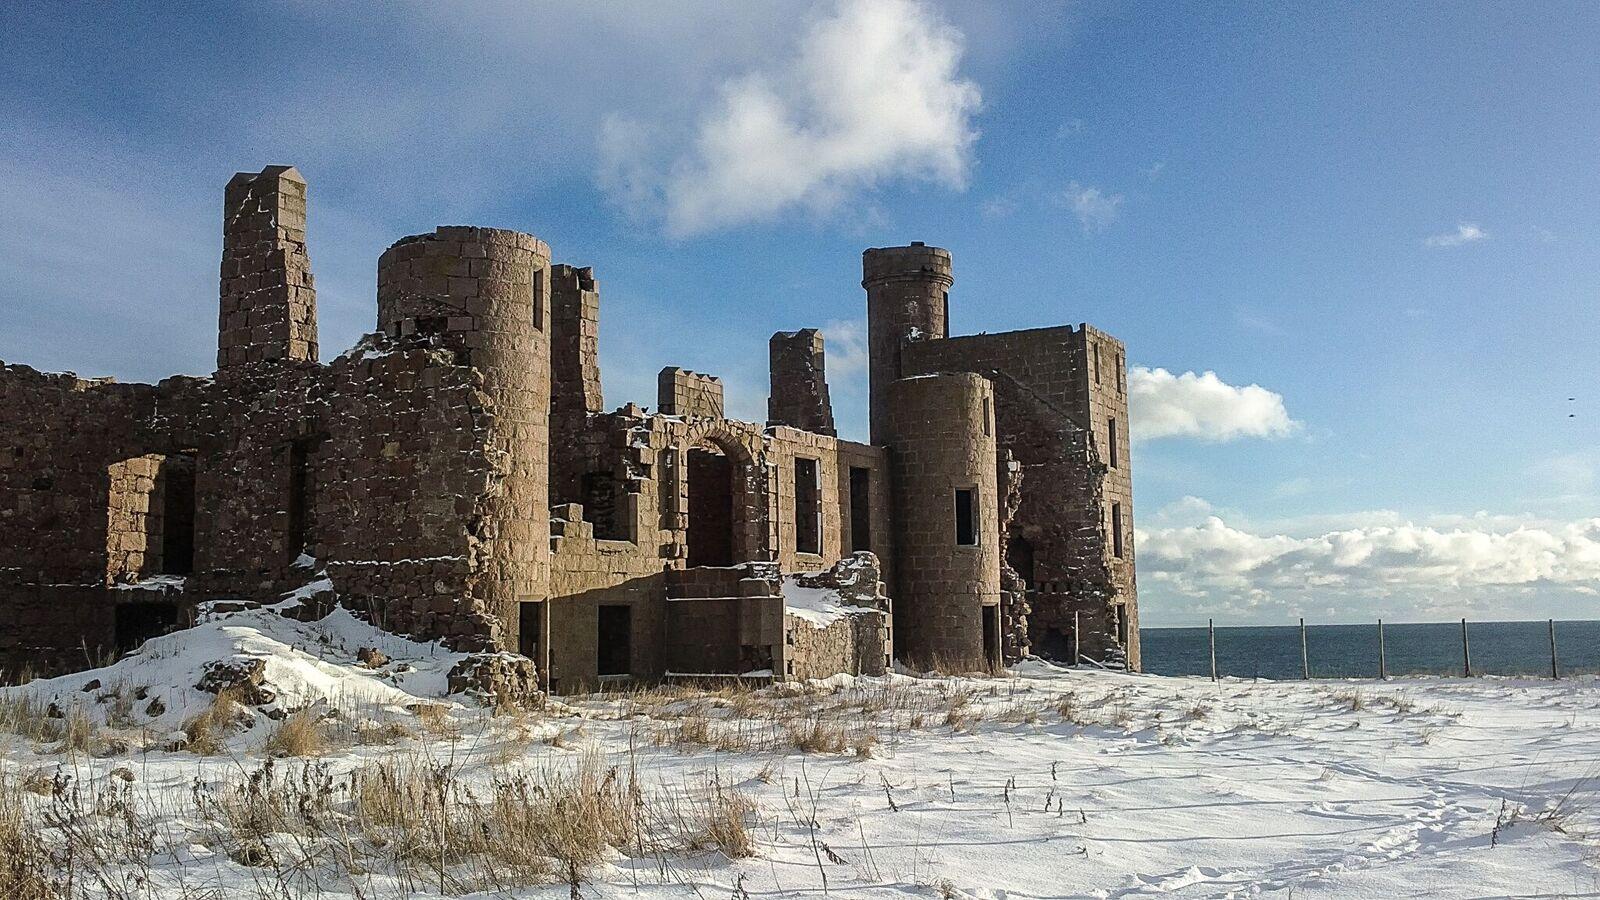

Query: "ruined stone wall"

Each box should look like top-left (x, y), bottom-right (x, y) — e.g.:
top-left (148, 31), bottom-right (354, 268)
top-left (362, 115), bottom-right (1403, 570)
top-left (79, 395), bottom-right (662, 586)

top-left (547, 502), bottom-right (667, 691)
top-left (549, 264), bottom-right (603, 505)
top-left (883, 372), bottom-right (1000, 668)
top-left (902, 324), bottom-right (1139, 669)
top-left (768, 329), bottom-right (835, 435)
top-left (657, 367), bottom-right (724, 418)
top-left (312, 342), bottom-right (500, 646)
top-left (786, 612), bottom-right (890, 681)
top-left (767, 427), bottom-right (841, 573)
top-left (218, 166), bottom-right (317, 369)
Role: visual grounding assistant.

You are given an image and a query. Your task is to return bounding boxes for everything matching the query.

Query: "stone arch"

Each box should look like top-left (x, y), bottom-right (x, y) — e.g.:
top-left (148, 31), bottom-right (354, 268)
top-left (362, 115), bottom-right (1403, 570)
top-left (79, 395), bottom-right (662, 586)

top-left (681, 424), bottom-right (763, 567)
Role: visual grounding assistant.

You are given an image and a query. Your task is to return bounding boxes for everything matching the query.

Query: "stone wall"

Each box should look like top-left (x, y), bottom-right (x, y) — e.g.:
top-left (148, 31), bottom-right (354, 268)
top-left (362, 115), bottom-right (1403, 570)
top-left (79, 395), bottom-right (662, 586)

top-left (901, 322), bottom-right (1139, 669)
top-left (218, 166), bottom-right (317, 369)
top-left (657, 367), bottom-right (724, 418)
top-left (768, 329), bottom-right (834, 435)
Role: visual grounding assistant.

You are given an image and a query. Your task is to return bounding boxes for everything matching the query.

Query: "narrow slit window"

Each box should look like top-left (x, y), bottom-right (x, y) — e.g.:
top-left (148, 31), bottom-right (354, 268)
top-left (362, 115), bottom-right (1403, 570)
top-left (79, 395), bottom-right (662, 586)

top-left (848, 466), bottom-right (872, 552)
top-left (794, 457), bottom-right (821, 554)
top-left (1111, 502), bottom-right (1124, 559)
top-left (1093, 343), bottom-right (1102, 384)
top-left (982, 397), bottom-right (992, 436)
top-left (1107, 418), bottom-right (1118, 468)
top-left (955, 488), bottom-right (978, 546)
top-left (531, 269), bottom-right (545, 331)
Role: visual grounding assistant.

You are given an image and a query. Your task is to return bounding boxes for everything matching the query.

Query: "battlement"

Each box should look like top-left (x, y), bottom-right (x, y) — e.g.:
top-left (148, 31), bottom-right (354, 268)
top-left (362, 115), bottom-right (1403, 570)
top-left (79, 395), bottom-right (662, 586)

top-left (862, 242), bottom-right (954, 287)
top-left (657, 367), bottom-right (724, 418)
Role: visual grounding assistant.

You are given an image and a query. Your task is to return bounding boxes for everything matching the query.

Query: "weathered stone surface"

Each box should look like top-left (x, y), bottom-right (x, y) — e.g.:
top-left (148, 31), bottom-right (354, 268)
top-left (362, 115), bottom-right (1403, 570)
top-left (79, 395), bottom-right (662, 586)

top-left (447, 652), bottom-right (540, 709)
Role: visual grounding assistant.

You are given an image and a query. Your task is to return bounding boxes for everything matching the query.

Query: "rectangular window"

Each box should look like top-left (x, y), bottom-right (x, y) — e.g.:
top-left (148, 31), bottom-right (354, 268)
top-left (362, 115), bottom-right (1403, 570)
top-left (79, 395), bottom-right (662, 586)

top-left (955, 488), bottom-right (978, 546)
top-left (1093, 343), bottom-right (1102, 384)
top-left (982, 397), bottom-right (992, 436)
top-left (1107, 418), bottom-right (1118, 469)
top-left (848, 466), bottom-right (872, 552)
top-left (794, 457), bottom-right (821, 554)
top-left (1111, 502), bottom-right (1124, 558)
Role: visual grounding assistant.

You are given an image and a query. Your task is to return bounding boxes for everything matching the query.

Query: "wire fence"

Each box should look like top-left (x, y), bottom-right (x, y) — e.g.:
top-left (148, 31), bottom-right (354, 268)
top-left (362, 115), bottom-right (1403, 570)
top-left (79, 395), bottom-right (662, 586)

top-left (1139, 618), bottom-right (1596, 681)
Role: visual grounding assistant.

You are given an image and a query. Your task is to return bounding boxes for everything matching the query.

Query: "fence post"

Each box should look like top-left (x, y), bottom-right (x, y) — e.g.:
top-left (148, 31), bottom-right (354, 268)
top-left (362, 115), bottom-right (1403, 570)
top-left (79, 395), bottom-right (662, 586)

top-left (1209, 619), bottom-right (1218, 682)
top-left (1073, 610), bottom-right (1080, 666)
top-left (1461, 618), bottom-right (1472, 677)
top-left (1550, 619), bottom-right (1559, 679)
top-left (1378, 618), bottom-right (1387, 681)
top-left (1300, 618), bottom-right (1309, 679)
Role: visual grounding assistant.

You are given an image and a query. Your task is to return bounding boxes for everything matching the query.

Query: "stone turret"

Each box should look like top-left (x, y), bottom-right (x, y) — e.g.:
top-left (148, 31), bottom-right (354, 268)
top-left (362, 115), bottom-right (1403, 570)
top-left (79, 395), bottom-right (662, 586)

top-left (377, 226), bottom-right (552, 651)
top-left (863, 242), bottom-right (952, 444)
top-left (883, 371), bottom-right (1000, 668)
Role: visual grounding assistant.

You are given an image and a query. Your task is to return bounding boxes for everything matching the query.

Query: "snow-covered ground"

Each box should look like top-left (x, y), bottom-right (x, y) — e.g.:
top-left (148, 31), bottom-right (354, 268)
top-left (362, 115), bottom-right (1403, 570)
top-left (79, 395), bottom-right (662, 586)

top-left (3, 614), bottom-right (1598, 898)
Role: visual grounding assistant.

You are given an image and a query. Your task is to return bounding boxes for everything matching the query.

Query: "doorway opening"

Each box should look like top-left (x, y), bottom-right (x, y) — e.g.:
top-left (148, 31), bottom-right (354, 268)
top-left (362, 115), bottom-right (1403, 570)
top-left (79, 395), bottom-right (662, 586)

top-left (597, 604), bottom-right (632, 676)
top-left (518, 601), bottom-right (542, 658)
top-left (687, 447), bottom-right (735, 567)
top-left (982, 605), bottom-right (1000, 668)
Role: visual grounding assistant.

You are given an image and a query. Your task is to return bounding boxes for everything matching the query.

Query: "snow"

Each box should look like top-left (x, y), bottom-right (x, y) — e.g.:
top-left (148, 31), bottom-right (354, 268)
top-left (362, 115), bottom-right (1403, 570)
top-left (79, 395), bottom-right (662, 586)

top-left (6, 602), bottom-right (466, 734)
top-left (111, 574), bottom-right (186, 591)
top-left (4, 644), bottom-right (1599, 896)
top-left (782, 573), bottom-right (879, 628)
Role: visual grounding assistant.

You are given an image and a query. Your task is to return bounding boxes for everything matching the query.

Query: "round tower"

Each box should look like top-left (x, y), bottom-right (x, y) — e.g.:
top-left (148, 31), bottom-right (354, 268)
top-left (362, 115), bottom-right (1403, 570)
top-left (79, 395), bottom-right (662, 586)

top-left (377, 226), bottom-right (551, 653)
top-left (884, 371), bottom-right (1000, 669)
top-left (863, 243), bottom-right (953, 445)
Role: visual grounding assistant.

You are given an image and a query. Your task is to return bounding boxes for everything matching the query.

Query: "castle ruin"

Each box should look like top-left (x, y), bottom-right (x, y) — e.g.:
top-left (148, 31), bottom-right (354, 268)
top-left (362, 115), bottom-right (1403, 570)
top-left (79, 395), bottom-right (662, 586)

top-left (0, 166), bottom-right (1137, 689)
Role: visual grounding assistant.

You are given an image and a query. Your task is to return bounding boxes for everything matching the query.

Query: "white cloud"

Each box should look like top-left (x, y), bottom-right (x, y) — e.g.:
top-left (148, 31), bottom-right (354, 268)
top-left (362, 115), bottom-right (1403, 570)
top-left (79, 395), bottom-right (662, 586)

top-left (599, 0), bottom-right (982, 237)
top-left (822, 318), bottom-right (869, 378)
top-left (1138, 512), bottom-right (1600, 620)
top-left (1129, 367), bottom-right (1299, 442)
top-left (1423, 222), bottom-right (1488, 247)
top-left (1064, 181), bottom-right (1122, 232)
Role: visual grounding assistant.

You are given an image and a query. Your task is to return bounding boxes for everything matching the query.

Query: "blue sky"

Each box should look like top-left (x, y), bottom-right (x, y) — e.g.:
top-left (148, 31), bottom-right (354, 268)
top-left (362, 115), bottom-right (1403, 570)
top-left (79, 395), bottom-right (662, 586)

top-left (3, 1), bottom-right (1598, 626)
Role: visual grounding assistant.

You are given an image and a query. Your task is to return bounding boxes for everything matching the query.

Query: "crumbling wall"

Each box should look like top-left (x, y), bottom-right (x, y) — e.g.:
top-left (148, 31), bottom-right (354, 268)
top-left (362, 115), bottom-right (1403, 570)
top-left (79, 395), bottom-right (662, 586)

top-left (217, 166), bottom-right (317, 369)
top-left (768, 329), bottom-right (834, 435)
top-left (902, 324), bottom-right (1139, 670)
top-left (549, 264), bottom-right (603, 503)
top-left (782, 551), bottom-right (892, 679)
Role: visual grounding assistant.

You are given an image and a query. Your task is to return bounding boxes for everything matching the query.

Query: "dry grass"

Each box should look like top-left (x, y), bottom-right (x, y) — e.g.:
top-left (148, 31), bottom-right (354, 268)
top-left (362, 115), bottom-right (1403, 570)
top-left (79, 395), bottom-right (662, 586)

top-left (263, 708), bottom-right (332, 757)
top-left (0, 773), bottom-right (59, 900)
top-left (183, 689), bottom-right (244, 755)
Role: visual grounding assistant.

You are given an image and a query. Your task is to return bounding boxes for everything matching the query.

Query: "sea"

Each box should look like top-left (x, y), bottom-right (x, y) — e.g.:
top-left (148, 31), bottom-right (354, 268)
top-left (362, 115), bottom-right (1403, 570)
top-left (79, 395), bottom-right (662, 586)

top-left (1139, 620), bottom-right (1600, 680)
